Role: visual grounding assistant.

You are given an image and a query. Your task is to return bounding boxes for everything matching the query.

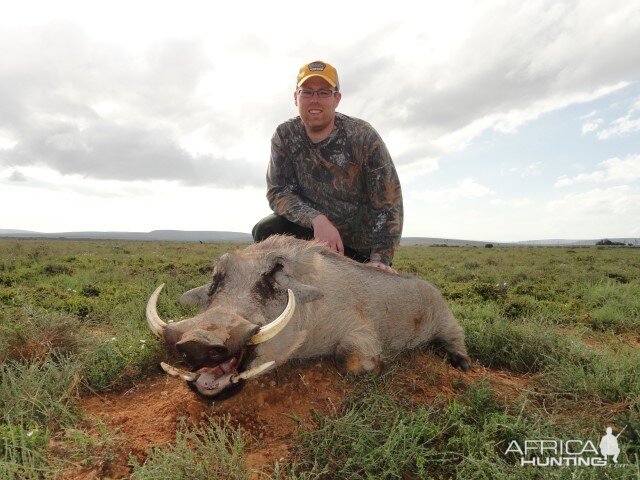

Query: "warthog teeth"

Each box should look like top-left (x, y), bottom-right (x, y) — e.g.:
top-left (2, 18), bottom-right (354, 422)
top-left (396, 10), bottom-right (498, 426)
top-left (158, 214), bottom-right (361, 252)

top-left (160, 362), bottom-right (199, 382)
top-left (232, 361), bottom-right (276, 383)
top-left (146, 284), bottom-right (168, 339)
top-left (247, 289), bottom-right (295, 345)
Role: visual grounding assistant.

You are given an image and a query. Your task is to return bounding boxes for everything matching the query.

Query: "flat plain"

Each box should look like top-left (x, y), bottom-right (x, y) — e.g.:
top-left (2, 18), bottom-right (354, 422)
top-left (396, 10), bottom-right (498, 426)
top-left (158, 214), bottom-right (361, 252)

top-left (1, 239), bottom-right (638, 479)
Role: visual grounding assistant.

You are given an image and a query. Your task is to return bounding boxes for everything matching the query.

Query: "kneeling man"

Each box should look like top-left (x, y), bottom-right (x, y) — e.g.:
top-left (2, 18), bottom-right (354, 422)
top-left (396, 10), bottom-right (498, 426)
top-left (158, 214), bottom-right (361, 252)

top-left (253, 60), bottom-right (403, 273)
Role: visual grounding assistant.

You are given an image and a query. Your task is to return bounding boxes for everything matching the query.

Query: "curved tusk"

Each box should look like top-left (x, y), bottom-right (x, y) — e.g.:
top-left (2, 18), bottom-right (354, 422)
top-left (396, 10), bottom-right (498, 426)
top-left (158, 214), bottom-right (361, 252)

top-left (247, 289), bottom-right (296, 345)
top-left (160, 362), bottom-right (199, 382)
top-left (146, 284), bottom-right (168, 339)
top-left (232, 361), bottom-right (275, 383)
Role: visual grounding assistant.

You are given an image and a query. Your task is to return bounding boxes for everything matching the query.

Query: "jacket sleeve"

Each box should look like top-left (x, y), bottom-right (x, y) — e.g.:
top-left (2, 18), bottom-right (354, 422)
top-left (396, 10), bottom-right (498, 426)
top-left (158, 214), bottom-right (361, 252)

top-left (365, 134), bottom-right (404, 265)
top-left (266, 129), bottom-right (321, 228)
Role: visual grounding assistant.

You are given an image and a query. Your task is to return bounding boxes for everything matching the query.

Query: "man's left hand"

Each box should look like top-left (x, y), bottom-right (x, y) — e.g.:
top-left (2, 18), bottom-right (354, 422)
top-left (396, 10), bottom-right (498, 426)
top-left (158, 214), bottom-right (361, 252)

top-left (368, 261), bottom-right (398, 275)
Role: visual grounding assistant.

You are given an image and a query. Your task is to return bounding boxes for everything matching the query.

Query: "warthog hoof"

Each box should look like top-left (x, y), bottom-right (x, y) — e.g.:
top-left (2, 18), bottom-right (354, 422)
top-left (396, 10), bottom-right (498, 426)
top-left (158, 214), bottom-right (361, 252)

top-left (448, 353), bottom-right (471, 372)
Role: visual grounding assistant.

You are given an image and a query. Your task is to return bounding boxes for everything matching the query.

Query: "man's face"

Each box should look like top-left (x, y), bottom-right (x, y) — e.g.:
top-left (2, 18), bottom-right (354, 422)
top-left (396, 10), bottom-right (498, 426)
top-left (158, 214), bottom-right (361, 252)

top-left (294, 76), bottom-right (341, 134)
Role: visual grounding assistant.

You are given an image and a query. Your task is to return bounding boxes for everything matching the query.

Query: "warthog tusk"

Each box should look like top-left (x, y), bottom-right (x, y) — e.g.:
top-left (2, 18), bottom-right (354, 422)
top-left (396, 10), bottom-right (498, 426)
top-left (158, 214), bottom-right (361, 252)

top-left (160, 362), bottom-right (199, 382)
top-left (232, 361), bottom-right (275, 383)
top-left (146, 284), bottom-right (168, 339)
top-left (247, 289), bottom-right (296, 345)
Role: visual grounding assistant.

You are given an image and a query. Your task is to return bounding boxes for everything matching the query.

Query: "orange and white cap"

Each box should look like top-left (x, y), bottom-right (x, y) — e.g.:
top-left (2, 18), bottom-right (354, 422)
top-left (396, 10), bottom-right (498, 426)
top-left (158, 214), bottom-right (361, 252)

top-left (296, 60), bottom-right (339, 90)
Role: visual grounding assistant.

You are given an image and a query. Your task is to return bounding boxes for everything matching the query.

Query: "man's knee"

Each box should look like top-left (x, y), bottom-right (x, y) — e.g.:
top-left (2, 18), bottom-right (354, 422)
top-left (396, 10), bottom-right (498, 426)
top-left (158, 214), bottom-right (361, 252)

top-left (252, 214), bottom-right (313, 242)
top-left (252, 215), bottom-right (275, 242)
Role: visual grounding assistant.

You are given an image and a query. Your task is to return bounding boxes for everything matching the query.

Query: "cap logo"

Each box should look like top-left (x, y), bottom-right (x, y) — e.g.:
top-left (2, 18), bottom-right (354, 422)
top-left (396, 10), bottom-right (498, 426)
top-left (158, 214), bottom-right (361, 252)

top-left (308, 61), bottom-right (326, 72)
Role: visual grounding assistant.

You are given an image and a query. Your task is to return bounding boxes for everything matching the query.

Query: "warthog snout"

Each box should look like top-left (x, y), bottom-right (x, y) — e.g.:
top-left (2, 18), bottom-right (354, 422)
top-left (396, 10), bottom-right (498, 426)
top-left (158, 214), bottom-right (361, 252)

top-left (175, 330), bottom-right (229, 367)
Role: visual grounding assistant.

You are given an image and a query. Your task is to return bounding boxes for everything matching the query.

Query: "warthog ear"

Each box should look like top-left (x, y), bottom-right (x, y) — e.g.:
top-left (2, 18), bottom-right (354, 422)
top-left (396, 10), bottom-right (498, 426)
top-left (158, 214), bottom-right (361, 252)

top-left (273, 271), bottom-right (323, 304)
top-left (180, 285), bottom-right (210, 308)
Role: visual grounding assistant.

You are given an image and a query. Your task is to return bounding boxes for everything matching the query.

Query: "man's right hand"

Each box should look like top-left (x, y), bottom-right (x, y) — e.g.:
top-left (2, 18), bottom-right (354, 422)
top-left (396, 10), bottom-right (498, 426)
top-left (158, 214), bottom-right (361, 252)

top-left (311, 214), bottom-right (344, 254)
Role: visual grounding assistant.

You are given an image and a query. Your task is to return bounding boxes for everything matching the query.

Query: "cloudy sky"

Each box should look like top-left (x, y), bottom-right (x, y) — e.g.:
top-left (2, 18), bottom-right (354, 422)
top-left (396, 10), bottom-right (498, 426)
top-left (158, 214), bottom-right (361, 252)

top-left (1, 1), bottom-right (640, 241)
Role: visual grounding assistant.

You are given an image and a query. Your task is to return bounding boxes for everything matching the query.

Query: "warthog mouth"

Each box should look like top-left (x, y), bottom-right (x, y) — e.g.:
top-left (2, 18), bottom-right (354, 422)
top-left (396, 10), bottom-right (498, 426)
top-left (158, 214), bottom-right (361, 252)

top-left (146, 285), bottom-right (295, 398)
top-left (160, 348), bottom-right (274, 398)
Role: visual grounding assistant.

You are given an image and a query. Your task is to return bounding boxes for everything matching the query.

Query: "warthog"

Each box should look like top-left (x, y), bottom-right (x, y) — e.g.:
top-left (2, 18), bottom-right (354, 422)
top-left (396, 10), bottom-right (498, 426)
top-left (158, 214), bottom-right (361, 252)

top-left (146, 235), bottom-right (469, 397)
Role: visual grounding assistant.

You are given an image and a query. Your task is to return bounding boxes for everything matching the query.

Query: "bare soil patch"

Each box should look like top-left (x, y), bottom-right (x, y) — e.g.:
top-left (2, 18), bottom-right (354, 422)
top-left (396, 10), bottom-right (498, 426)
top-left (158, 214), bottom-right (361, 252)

top-left (76, 354), bottom-right (532, 478)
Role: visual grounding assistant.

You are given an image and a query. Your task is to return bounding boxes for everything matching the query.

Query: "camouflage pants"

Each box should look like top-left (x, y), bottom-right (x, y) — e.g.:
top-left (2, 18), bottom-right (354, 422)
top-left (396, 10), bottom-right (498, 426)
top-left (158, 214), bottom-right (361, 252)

top-left (252, 214), bottom-right (370, 263)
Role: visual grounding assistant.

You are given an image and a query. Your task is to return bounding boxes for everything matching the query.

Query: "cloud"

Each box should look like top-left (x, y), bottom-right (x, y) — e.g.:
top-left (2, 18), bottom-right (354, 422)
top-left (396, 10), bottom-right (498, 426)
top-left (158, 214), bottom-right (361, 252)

top-left (579, 110), bottom-right (597, 120)
top-left (598, 116), bottom-right (640, 139)
top-left (346, 2), bottom-right (640, 155)
top-left (555, 154), bottom-right (640, 187)
top-left (547, 185), bottom-right (640, 217)
top-left (411, 178), bottom-right (494, 203)
top-left (394, 143), bottom-right (443, 180)
top-left (2, 2), bottom-right (640, 188)
top-left (0, 165), bottom-right (161, 199)
top-left (509, 162), bottom-right (542, 178)
top-left (596, 96), bottom-right (640, 139)
top-left (537, 186), bottom-right (640, 238)
top-left (0, 22), bottom-right (267, 187)
top-left (0, 133), bottom-right (17, 150)
top-left (398, 158), bottom-right (440, 180)
top-left (0, 119), bottom-right (263, 187)
top-left (7, 170), bottom-right (26, 182)
top-left (581, 118), bottom-right (603, 134)
top-left (490, 197), bottom-right (532, 208)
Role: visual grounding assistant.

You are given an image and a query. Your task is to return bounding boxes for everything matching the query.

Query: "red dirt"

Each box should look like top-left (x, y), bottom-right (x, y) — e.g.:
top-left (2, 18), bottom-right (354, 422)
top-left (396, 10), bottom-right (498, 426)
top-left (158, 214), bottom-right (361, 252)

top-left (73, 354), bottom-right (532, 478)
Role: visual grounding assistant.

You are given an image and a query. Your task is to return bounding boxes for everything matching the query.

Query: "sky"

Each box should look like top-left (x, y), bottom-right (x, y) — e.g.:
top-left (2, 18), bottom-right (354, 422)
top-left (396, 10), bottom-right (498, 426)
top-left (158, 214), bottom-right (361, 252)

top-left (1, 0), bottom-right (640, 241)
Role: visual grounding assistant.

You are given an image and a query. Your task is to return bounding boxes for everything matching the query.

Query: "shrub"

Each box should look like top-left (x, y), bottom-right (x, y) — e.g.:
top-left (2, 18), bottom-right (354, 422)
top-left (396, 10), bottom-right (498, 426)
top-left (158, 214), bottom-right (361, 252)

top-left (42, 264), bottom-right (73, 276)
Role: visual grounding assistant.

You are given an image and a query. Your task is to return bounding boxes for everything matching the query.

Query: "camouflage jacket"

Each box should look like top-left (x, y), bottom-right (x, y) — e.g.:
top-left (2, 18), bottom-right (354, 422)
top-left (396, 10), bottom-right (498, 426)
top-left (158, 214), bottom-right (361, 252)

top-left (266, 112), bottom-right (403, 265)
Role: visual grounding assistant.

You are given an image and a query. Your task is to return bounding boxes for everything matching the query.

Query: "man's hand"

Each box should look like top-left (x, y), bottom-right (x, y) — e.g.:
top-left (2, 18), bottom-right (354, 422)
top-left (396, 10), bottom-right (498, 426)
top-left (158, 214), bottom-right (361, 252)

top-left (368, 261), bottom-right (398, 275)
top-left (311, 214), bottom-right (344, 254)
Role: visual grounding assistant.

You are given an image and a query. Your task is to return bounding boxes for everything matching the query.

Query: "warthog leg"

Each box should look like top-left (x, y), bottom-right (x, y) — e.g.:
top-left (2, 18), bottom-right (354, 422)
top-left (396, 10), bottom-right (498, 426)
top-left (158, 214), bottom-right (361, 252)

top-left (334, 325), bottom-right (384, 375)
top-left (431, 321), bottom-right (471, 372)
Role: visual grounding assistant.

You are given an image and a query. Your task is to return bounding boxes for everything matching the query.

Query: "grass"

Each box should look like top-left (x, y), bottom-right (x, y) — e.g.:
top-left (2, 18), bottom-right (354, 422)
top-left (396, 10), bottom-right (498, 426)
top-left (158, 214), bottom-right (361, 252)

top-left (0, 355), bottom-right (82, 428)
top-left (278, 380), bottom-right (638, 479)
top-left (0, 423), bottom-right (52, 480)
top-left (0, 306), bottom-right (88, 363)
top-left (0, 354), bottom-right (82, 479)
top-left (0, 239), bottom-right (639, 477)
top-left (57, 421), bottom-right (123, 472)
top-left (462, 315), bottom-right (640, 407)
top-left (81, 328), bottom-right (164, 392)
top-left (581, 282), bottom-right (640, 332)
top-left (130, 419), bottom-right (249, 479)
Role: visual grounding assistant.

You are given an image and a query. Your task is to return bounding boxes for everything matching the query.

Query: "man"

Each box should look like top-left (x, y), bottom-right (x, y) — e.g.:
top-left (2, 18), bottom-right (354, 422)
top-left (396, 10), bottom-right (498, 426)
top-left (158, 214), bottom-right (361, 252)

top-left (252, 60), bottom-right (403, 273)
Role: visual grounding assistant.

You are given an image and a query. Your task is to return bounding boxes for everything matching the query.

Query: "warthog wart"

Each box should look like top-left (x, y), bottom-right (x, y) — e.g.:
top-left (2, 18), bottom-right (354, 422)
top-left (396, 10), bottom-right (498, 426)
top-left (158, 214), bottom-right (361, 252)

top-left (146, 235), bottom-right (470, 397)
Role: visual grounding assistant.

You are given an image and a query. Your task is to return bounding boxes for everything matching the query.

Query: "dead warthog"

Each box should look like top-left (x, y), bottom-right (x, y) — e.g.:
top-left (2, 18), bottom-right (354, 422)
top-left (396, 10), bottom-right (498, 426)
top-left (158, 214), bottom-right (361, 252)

top-left (146, 235), bottom-right (469, 397)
